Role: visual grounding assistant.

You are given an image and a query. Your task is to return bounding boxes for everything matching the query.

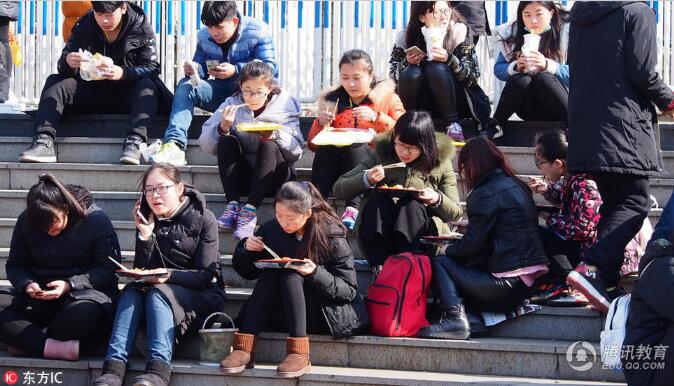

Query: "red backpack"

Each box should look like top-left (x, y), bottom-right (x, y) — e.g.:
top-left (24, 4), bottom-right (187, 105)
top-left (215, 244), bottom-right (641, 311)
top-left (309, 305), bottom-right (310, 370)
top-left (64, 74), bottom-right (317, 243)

top-left (366, 252), bottom-right (431, 337)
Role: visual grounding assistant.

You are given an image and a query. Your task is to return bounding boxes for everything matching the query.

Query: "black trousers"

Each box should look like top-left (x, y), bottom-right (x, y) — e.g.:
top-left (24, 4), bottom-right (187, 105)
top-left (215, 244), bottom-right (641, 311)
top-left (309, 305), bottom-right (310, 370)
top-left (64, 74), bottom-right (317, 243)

top-left (398, 61), bottom-right (470, 129)
top-left (583, 172), bottom-right (650, 287)
top-left (217, 135), bottom-right (293, 208)
top-left (358, 192), bottom-right (431, 266)
top-left (311, 143), bottom-right (370, 208)
top-left (431, 255), bottom-right (528, 313)
top-left (538, 226), bottom-right (581, 282)
top-left (0, 292), bottom-right (104, 355)
top-left (34, 73), bottom-right (160, 142)
top-left (239, 269), bottom-right (327, 337)
top-left (493, 72), bottom-right (568, 124)
top-left (0, 17), bottom-right (11, 102)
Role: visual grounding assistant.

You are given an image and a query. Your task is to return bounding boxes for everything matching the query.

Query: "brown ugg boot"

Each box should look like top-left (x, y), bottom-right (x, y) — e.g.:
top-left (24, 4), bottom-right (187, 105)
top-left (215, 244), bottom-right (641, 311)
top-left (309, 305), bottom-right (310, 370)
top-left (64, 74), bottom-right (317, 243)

top-left (276, 336), bottom-right (311, 378)
top-left (220, 332), bottom-right (257, 374)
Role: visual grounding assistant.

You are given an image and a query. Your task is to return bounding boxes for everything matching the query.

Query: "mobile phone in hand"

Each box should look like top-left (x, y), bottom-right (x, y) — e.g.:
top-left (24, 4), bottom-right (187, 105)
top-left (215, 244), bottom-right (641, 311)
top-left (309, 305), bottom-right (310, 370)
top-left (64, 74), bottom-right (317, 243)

top-left (137, 192), bottom-right (149, 225)
top-left (404, 46), bottom-right (426, 57)
top-left (206, 60), bottom-right (221, 71)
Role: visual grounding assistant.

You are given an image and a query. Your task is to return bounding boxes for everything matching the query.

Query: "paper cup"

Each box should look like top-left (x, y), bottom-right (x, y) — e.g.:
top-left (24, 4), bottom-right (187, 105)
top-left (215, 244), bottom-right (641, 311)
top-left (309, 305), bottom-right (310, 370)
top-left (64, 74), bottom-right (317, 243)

top-left (421, 26), bottom-right (445, 58)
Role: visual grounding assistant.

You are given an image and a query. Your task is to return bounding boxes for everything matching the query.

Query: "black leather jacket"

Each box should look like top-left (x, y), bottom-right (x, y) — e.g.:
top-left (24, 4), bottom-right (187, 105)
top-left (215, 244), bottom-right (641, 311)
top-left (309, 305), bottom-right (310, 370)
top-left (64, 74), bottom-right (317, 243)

top-left (444, 169), bottom-right (548, 273)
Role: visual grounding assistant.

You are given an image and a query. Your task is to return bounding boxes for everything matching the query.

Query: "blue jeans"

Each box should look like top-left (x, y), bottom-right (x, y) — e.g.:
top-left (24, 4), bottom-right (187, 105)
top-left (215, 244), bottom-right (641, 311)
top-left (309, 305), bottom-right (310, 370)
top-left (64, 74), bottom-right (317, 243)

top-left (163, 77), bottom-right (238, 148)
top-left (653, 191), bottom-right (674, 241)
top-left (105, 287), bottom-right (175, 363)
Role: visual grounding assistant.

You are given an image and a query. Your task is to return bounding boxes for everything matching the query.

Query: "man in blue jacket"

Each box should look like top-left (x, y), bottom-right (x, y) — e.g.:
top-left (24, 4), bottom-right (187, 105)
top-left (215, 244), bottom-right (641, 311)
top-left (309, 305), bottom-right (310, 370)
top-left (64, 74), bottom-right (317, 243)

top-left (150, 1), bottom-right (278, 166)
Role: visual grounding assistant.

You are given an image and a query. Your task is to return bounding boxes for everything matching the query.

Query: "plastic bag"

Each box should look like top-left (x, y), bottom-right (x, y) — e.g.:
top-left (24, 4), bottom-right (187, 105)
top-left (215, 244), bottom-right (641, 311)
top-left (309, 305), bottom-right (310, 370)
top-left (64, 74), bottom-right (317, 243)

top-left (78, 49), bottom-right (113, 81)
top-left (9, 32), bottom-right (21, 66)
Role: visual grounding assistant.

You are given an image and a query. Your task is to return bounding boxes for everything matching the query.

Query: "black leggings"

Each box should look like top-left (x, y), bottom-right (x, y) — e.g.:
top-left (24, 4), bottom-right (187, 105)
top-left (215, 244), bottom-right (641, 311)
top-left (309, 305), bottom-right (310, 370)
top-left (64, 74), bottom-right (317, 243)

top-left (311, 143), bottom-right (370, 208)
top-left (239, 269), bottom-right (327, 337)
top-left (34, 74), bottom-right (159, 142)
top-left (538, 226), bottom-right (581, 282)
top-left (493, 72), bottom-right (568, 124)
top-left (0, 17), bottom-right (11, 102)
top-left (217, 135), bottom-right (293, 208)
top-left (398, 61), bottom-right (470, 129)
top-left (358, 192), bottom-right (431, 266)
top-left (0, 292), bottom-right (104, 355)
top-left (431, 255), bottom-right (528, 313)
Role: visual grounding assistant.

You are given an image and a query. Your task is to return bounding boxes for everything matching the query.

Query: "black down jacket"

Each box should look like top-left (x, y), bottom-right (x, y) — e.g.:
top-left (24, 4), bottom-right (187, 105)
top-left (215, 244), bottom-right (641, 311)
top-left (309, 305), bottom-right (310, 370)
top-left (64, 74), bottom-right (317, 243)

top-left (567, 1), bottom-right (674, 176)
top-left (131, 187), bottom-right (227, 338)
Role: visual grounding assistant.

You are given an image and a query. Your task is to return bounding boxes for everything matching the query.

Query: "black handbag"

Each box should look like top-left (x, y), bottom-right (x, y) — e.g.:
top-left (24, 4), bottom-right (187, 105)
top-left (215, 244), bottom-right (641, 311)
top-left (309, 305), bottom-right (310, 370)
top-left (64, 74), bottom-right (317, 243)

top-left (321, 293), bottom-right (370, 339)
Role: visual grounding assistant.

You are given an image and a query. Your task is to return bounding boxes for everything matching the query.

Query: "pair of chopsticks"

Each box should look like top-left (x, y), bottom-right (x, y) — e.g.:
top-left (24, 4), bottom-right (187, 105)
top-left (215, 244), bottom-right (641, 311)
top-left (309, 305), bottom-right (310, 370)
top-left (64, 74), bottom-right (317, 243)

top-left (366, 162), bottom-right (407, 173)
top-left (323, 98), bottom-right (340, 128)
top-left (108, 256), bottom-right (129, 271)
top-left (262, 243), bottom-right (282, 260)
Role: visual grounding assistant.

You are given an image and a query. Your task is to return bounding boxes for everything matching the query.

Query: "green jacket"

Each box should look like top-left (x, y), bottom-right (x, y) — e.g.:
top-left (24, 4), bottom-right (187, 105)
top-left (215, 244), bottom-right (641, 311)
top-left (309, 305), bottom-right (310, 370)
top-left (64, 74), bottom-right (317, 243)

top-left (333, 132), bottom-right (463, 236)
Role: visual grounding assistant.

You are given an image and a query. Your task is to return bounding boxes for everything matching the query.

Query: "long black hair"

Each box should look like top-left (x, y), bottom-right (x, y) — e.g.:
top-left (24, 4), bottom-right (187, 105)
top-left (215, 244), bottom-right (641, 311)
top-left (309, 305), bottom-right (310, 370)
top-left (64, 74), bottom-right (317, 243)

top-left (405, 2), bottom-right (465, 53)
top-left (26, 174), bottom-right (86, 233)
top-left (274, 181), bottom-right (344, 265)
top-left (390, 111), bottom-right (439, 174)
top-left (504, 1), bottom-right (570, 62)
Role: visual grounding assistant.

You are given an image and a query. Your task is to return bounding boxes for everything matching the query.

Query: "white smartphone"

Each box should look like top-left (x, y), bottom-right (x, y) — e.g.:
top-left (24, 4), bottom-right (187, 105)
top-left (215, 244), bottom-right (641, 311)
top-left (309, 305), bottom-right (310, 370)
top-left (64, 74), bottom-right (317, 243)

top-left (404, 46), bottom-right (427, 57)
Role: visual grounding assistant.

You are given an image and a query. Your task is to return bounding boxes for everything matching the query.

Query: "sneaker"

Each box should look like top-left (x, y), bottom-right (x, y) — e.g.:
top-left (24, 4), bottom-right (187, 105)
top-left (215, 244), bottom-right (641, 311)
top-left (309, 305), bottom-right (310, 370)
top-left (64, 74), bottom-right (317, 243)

top-left (341, 206), bottom-right (359, 230)
top-left (217, 202), bottom-right (240, 228)
top-left (479, 118), bottom-right (503, 139)
top-left (530, 281), bottom-right (567, 304)
top-left (233, 207), bottom-right (257, 239)
top-left (149, 141), bottom-right (187, 166)
top-left (19, 134), bottom-right (57, 163)
top-left (546, 288), bottom-right (589, 307)
top-left (566, 263), bottom-right (611, 313)
top-left (120, 136), bottom-right (144, 165)
top-left (446, 122), bottom-right (465, 141)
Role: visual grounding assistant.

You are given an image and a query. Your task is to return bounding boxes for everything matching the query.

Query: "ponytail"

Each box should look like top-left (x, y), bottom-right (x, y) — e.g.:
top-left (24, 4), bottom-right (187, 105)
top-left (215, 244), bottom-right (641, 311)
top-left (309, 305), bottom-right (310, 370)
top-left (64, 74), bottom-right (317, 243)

top-left (26, 174), bottom-right (86, 232)
top-left (274, 181), bottom-right (344, 264)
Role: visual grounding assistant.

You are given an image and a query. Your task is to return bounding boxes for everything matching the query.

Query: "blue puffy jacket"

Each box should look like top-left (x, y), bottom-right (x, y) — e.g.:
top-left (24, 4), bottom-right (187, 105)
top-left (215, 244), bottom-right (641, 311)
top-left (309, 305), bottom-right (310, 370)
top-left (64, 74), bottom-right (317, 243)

top-left (193, 12), bottom-right (277, 80)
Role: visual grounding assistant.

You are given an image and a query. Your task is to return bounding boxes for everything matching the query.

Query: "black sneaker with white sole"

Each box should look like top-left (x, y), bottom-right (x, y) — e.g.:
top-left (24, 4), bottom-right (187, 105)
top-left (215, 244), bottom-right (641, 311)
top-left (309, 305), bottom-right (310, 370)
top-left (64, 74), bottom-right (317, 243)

top-left (19, 134), bottom-right (57, 163)
top-left (566, 264), bottom-right (611, 313)
top-left (479, 118), bottom-right (503, 139)
top-left (120, 136), bottom-right (144, 165)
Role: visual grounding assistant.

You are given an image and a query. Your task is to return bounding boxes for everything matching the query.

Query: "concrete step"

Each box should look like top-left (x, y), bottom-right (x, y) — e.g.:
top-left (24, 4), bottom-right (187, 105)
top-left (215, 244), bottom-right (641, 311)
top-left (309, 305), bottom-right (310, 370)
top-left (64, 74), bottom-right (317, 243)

top-left (0, 354), bottom-right (625, 385)
top-left (1, 161), bottom-right (673, 205)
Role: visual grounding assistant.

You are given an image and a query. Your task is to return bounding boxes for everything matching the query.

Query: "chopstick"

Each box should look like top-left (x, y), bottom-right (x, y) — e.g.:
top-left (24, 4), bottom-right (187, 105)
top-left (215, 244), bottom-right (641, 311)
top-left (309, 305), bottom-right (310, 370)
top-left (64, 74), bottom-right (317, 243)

top-left (381, 162), bottom-right (406, 169)
top-left (262, 243), bottom-right (282, 260)
top-left (323, 98), bottom-right (339, 128)
top-left (108, 256), bottom-right (129, 271)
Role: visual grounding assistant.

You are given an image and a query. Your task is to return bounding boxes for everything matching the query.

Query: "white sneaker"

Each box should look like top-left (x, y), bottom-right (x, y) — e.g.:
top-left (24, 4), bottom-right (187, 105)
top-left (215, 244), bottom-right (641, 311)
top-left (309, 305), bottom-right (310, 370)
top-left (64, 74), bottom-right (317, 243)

top-left (148, 142), bottom-right (187, 166)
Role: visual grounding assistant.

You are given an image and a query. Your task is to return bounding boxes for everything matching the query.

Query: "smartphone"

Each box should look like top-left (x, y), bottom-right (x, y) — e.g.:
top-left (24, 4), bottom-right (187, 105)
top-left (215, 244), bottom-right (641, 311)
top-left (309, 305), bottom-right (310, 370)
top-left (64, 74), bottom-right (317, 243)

top-left (137, 192), bottom-right (151, 225)
top-left (206, 60), bottom-right (221, 71)
top-left (404, 46), bottom-right (426, 57)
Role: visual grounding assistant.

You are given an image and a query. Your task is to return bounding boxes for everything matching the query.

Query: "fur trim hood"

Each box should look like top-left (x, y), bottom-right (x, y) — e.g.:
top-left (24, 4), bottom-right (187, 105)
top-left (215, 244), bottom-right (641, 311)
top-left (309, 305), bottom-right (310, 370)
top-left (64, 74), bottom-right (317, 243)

top-left (314, 79), bottom-right (397, 115)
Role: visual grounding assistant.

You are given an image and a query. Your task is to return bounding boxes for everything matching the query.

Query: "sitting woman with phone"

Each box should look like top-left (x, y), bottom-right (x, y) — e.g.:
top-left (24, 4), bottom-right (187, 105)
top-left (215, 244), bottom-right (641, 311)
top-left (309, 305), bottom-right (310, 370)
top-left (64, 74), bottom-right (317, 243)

top-left (333, 111), bottom-right (463, 275)
top-left (418, 137), bottom-right (548, 340)
top-left (200, 60), bottom-right (305, 240)
top-left (221, 181), bottom-right (364, 378)
top-left (0, 174), bottom-right (120, 361)
top-left (94, 163), bottom-right (226, 386)
top-left (389, 1), bottom-right (495, 140)
top-left (308, 49), bottom-right (405, 230)
top-left (492, 2), bottom-right (570, 131)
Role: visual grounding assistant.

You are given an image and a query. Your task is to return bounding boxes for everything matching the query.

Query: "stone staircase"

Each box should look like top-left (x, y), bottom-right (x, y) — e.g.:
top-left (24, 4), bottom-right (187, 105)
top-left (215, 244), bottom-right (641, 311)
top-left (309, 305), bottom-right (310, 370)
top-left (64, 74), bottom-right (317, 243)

top-left (3, 112), bottom-right (670, 385)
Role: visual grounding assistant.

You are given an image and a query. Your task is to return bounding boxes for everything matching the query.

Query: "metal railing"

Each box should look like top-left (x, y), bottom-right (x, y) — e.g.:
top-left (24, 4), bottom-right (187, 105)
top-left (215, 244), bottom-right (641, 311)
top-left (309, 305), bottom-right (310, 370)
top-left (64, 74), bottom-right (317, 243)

top-left (8, 1), bottom-right (673, 106)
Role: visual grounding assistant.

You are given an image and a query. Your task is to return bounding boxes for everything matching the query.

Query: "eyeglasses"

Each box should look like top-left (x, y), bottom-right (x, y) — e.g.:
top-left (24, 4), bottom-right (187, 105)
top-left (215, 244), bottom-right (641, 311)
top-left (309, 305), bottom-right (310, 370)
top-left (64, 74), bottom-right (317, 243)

top-left (394, 141), bottom-right (421, 154)
top-left (241, 90), bottom-right (269, 99)
top-left (144, 185), bottom-right (175, 196)
top-left (534, 158), bottom-right (551, 169)
top-left (432, 9), bottom-right (452, 18)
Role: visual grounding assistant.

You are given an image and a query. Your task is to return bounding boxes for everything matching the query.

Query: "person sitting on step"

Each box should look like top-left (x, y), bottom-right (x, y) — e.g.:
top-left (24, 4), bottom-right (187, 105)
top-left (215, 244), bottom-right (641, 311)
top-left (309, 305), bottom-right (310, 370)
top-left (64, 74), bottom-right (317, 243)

top-left (528, 129), bottom-right (602, 305)
top-left (199, 60), bottom-right (305, 240)
top-left (492, 2), bottom-right (570, 132)
top-left (308, 49), bottom-right (405, 230)
top-left (333, 111), bottom-right (463, 278)
top-left (418, 137), bottom-right (548, 340)
top-left (221, 181), bottom-right (364, 378)
top-left (0, 174), bottom-right (120, 361)
top-left (389, 1), bottom-right (496, 140)
top-left (93, 163), bottom-right (226, 386)
top-left (18, 1), bottom-right (172, 165)
top-left (149, 1), bottom-right (278, 166)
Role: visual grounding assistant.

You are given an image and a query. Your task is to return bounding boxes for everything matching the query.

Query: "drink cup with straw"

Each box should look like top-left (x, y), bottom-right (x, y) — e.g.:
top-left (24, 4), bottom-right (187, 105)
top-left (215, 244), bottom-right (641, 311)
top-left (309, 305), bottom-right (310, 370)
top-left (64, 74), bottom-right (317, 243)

top-left (522, 34), bottom-right (541, 73)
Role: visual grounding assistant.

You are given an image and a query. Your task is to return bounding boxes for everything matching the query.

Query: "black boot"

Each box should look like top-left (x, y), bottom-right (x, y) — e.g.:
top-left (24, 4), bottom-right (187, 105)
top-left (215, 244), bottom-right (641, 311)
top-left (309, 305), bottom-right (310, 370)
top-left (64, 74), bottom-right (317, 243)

top-left (417, 304), bottom-right (470, 340)
top-left (92, 359), bottom-right (126, 386)
top-left (132, 359), bottom-right (171, 386)
top-left (120, 135), bottom-right (144, 165)
top-left (466, 310), bottom-right (488, 338)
